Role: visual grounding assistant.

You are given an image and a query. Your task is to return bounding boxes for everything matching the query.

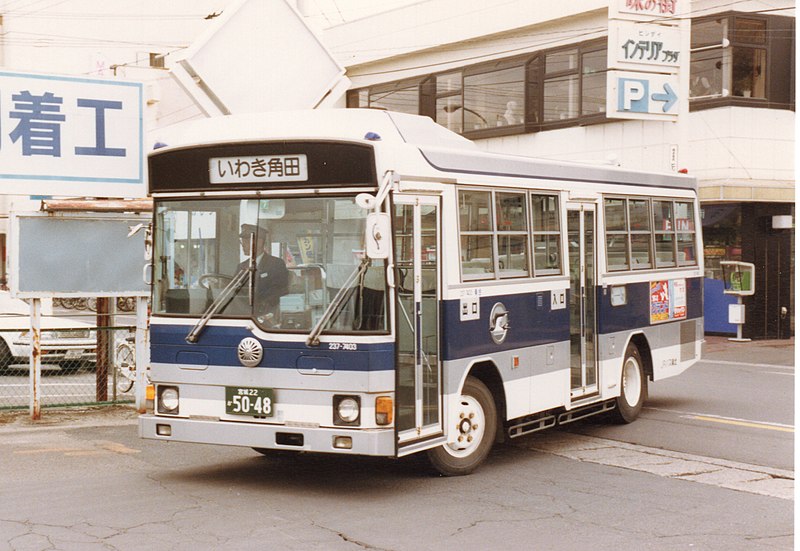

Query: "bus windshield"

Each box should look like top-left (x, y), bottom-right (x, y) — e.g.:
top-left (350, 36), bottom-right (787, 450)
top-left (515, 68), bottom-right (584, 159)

top-left (153, 196), bottom-right (388, 335)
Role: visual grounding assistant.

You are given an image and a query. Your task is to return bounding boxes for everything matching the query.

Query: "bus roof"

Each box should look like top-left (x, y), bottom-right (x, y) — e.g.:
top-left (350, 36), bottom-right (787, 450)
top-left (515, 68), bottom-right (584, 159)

top-left (151, 109), bottom-right (696, 192)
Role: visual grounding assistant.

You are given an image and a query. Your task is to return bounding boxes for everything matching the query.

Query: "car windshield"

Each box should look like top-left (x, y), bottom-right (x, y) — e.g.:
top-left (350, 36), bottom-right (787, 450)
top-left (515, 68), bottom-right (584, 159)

top-left (153, 196), bottom-right (388, 335)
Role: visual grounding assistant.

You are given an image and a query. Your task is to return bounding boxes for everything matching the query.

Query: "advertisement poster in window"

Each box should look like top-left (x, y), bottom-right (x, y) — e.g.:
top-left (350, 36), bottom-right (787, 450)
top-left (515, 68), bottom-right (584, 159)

top-left (650, 279), bottom-right (687, 323)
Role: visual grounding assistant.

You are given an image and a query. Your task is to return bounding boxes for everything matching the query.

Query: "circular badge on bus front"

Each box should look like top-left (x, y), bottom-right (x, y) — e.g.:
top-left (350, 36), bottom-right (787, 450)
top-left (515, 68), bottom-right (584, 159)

top-left (489, 303), bottom-right (509, 344)
top-left (238, 337), bottom-right (263, 367)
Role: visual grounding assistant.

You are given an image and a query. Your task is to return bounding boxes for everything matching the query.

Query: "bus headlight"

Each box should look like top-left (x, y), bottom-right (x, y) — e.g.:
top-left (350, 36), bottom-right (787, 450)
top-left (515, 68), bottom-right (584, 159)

top-left (333, 395), bottom-right (360, 426)
top-left (157, 386), bottom-right (180, 414)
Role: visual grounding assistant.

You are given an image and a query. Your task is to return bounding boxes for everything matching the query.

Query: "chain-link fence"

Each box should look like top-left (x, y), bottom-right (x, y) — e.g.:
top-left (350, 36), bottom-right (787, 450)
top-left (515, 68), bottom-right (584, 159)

top-left (0, 306), bottom-right (139, 411)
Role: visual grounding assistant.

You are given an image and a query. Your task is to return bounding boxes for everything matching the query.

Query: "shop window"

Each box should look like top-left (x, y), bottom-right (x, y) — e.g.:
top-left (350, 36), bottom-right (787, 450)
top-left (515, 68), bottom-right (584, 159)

top-left (463, 65), bottom-right (525, 131)
top-left (434, 72), bottom-right (464, 133)
top-left (543, 44), bottom-right (606, 123)
top-left (690, 13), bottom-right (792, 109)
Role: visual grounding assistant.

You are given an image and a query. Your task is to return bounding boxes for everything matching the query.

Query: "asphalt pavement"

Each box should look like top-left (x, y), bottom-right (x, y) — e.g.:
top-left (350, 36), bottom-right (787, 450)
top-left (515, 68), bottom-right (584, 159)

top-left (0, 335), bottom-right (794, 431)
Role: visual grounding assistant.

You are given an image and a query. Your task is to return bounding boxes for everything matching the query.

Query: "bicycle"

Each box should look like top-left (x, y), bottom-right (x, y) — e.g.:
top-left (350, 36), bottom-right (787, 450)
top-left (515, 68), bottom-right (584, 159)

top-left (115, 335), bottom-right (136, 393)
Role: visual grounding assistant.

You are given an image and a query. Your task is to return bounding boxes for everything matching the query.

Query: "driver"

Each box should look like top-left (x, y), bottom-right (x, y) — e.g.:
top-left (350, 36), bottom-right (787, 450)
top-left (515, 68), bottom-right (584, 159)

top-left (239, 223), bottom-right (289, 318)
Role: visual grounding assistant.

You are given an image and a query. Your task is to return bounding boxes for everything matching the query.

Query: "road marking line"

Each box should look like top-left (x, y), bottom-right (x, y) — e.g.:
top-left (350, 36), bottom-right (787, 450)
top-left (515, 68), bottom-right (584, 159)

top-left (645, 406), bottom-right (794, 431)
top-left (14, 447), bottom-right (84, 455)
top-left (688, 415), bottom-right (794, 433)
top-left (698, 359), bottom-right (794, 370)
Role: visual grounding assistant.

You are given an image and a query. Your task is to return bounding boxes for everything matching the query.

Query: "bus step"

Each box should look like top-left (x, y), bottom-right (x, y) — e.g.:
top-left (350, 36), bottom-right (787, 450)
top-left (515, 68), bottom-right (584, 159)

top-left (508, 414), bottom-right (557, 439)
top-left (557, 401), bottom-right (615, 425)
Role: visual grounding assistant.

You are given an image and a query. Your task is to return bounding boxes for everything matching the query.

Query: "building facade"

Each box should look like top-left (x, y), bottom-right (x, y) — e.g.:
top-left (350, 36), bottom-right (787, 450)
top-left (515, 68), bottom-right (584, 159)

top-left (324, 0), bottom-right (795, 339)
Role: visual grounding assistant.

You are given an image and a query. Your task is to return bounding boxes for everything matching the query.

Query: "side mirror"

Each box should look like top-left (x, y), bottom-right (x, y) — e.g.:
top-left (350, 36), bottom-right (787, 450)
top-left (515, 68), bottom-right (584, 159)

top-left (365, 213), bottom-right (391, 259)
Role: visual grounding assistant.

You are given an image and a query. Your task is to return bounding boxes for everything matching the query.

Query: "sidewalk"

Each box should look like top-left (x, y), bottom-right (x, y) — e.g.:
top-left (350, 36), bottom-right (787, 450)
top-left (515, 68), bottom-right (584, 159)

top-left (703, 335), bottom-right (795, 367)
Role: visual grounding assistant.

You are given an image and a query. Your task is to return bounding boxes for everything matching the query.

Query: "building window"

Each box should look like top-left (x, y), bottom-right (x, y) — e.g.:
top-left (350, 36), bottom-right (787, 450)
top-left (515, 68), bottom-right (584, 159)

top-left (543, 42), bottom-right (607, 123)
top-left (347, 81), bottom-right (420, 114)
top-left (464, 64), bottom-right (525, 131)
top-left (348, 38), bottom-right (609, 135)
top-left (690, 13), bottom-right (793, 110)
top-left (434, 72), bottom-right (464, 133)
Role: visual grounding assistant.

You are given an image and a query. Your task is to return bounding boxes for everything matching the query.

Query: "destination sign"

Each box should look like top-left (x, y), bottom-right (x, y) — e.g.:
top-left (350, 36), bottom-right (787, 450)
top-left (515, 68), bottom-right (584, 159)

top-left (209, 154), bottom-right (308, 184)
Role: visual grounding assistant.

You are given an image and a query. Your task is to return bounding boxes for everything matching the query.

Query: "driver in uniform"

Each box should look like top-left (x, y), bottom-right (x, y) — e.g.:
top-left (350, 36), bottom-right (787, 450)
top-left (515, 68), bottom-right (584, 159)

top-left (238, 223), bottom-right (289, 320)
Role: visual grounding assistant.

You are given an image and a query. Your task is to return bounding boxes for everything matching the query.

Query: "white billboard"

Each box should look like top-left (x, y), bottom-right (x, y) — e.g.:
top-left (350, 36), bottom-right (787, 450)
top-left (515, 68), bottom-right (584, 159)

top-left (171, 0), bottom-right (348, 116)
top-left (608, 21), bottom-right (682, 71)
top-left (0, 71), bottom-right (145, 198)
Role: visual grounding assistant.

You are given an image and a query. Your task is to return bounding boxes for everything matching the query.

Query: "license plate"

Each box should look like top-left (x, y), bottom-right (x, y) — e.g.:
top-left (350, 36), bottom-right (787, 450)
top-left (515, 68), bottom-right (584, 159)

top-left (225, 387), bottom-right (274, 417)
top-left (65, 349), bottom-right (83, 360)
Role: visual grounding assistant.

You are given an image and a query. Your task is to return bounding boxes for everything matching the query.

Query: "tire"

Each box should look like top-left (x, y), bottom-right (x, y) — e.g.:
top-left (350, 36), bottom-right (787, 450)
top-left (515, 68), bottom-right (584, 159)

top-left (0, 339), bottom-right (11, 371)
top-left (115, 344), bottom-right (135, 393)
top-left (427, 376), bottom-right (497, 476)
top-left (612, 343), bottom-right (647, 424)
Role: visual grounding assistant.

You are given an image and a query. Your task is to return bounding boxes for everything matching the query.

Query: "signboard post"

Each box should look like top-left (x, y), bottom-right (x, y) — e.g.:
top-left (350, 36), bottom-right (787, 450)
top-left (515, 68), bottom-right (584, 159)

top-left (0, 70), bottom-right (145, 198)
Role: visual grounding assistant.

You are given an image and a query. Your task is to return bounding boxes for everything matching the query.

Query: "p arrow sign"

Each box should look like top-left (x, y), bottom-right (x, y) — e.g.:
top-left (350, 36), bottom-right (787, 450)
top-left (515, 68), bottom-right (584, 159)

top-left (607, 70), bottom-right (680, 121)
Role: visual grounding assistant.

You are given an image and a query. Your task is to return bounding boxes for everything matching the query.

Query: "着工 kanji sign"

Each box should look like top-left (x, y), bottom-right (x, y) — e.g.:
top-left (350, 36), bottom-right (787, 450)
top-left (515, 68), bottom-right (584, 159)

top-left (0, 71), bottom-right (144, 198)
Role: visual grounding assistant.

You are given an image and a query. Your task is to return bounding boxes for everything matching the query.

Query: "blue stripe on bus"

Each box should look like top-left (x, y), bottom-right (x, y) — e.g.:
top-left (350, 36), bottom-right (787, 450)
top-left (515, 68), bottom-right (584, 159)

top-left (596, 277), bottom-right (703, 335)
top-left (441, 291), bottom-right (570, 361)
top-left (150, 324), bottom-right (395, 371)
top-left (151, 276), bottom-right (702, 368)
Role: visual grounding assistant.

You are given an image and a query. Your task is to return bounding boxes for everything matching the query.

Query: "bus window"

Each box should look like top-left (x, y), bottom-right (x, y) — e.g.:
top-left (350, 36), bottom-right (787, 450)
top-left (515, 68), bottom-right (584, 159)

top-left (459, 190), bottom-right (495, 279)
top-left (531, 194), bottom-right (562, 275)
top-left (629, 198), bottom-right (652, 269)
top-left (495, 192), bottom-right (529, 277)
top-left (604, 197), bottom-right (630, 271)
top-left (654, 200), bottom-right (677, 268)
top-left (153, 196), bottom-right (388, 334)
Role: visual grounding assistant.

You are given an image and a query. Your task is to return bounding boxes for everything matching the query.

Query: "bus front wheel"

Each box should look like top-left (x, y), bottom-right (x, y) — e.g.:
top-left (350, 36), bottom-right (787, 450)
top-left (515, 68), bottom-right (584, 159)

top-left (612, 343), bottom-right (647, 424)
top-left (427, 376), bottom-right (496, 476)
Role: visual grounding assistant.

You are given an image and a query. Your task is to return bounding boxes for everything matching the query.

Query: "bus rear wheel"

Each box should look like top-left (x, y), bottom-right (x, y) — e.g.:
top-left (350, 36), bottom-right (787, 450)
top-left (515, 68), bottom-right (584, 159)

top-left (612, 343), bottom-right (647, 424)
top-left (427, 376), bottom-right (496, 476)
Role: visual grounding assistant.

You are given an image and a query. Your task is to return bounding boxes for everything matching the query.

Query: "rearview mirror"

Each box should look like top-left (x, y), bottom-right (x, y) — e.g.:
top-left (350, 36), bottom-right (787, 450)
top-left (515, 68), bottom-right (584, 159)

top-left (365, 213), bottom-right (390, 259)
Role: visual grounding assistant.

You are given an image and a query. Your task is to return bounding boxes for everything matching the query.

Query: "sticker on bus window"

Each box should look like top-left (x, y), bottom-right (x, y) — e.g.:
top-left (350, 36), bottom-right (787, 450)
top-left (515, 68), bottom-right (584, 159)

top-left (209, 155), bottom-right (308, 184)
top-left (650, 279), bottom-right (687, 324)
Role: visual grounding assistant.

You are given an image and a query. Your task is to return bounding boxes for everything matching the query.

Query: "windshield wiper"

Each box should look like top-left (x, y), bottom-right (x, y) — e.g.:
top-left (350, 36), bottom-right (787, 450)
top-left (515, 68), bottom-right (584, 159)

top-left (306, 257), bottom-right (370, 347)
top-left (185, 267), bottom-right (252, 343)
top-left (187, 233), bottom-right (258, 343)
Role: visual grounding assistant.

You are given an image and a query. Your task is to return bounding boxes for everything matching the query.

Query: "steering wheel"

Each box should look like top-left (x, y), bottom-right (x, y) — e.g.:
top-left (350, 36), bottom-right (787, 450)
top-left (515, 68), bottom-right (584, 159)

top-left (198, 273), bottom-right (234, 289)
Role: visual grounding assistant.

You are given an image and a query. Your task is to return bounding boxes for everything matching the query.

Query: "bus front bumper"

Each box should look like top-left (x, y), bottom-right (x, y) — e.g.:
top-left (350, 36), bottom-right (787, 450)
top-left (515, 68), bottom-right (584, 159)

top-left (139, 414), bottom-right (396, 456)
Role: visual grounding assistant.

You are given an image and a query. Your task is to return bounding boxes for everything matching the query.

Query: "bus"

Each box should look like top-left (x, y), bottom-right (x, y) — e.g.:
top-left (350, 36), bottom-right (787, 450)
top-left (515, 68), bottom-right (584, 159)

top-left (139, 109), bottom-right (703, 476)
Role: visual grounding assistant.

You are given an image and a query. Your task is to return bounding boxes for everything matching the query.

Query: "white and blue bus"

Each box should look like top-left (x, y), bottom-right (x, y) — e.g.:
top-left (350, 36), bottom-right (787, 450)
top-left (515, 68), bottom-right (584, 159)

top-left (139, 109), bottom-right (703, 475)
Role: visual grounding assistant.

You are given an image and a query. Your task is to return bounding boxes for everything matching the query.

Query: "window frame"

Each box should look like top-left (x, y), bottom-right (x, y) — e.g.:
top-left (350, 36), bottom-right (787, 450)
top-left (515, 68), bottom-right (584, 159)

top-left (603, 195), bottom-right (698, 273)
top-left (457, 187), bottom-right (564, 282)
top-left (690, 12), bottom-right (794, 111)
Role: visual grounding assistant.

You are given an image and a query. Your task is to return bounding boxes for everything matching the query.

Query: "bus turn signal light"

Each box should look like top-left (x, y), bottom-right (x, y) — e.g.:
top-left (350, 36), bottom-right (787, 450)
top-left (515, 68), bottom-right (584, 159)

top-left (376, 396), bottom-right (393, 425)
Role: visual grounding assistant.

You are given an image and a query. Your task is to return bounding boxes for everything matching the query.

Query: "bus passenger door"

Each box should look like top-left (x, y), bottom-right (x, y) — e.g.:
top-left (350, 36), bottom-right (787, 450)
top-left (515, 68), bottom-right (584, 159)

top-left (567, 204), bottom-right (598, 399)
top-left (393, 195), bottom-right (443, 451)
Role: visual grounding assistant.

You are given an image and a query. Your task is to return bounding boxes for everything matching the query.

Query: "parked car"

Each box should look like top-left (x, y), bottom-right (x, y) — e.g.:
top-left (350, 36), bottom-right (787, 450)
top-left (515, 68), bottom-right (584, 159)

top-left (0, 293), bottom-right (96, 371)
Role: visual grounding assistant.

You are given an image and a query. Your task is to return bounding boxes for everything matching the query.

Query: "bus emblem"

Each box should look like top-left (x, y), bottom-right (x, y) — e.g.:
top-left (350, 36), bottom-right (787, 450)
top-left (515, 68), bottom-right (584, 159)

top-left (489, 303), bottom-right (509, 344)
top-left (237, 337), bottom-right (263, 368)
